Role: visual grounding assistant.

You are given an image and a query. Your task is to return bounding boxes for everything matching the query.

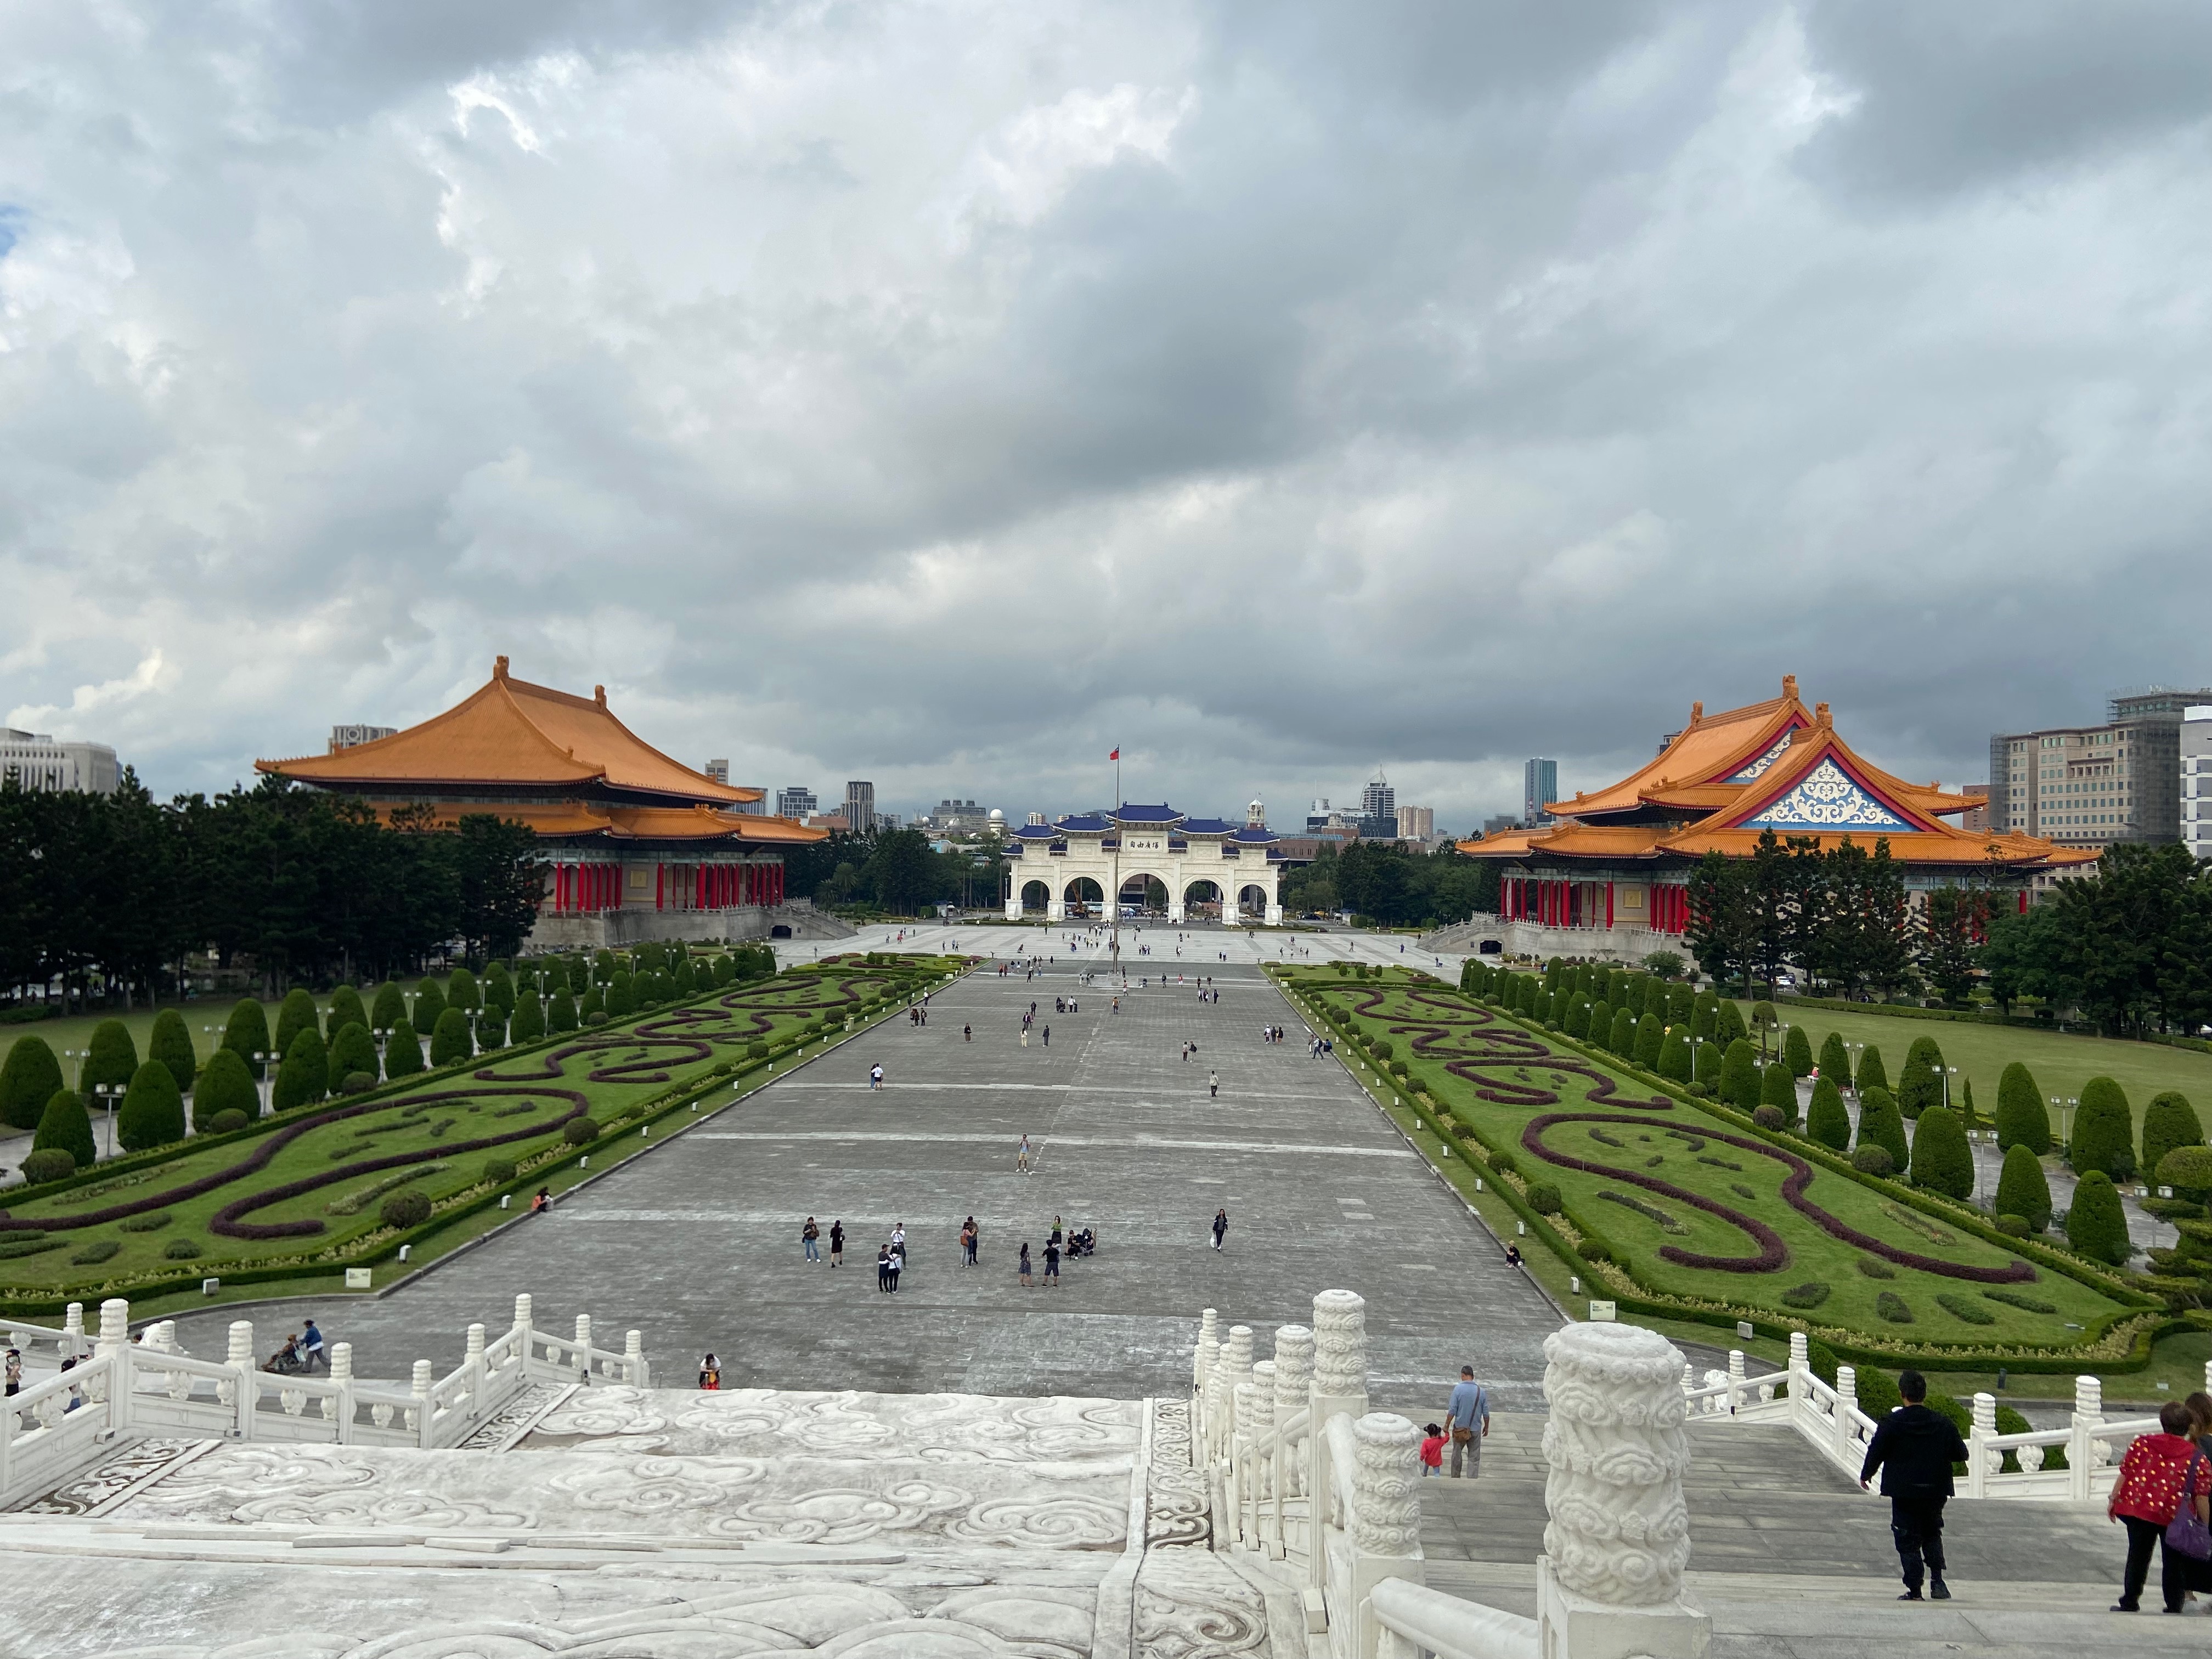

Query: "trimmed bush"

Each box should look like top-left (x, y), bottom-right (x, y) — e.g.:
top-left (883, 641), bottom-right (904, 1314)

top-left (482, 962), bottom-right (514, 1015)
top-left (1807, 1077), bottom-right (1851, 1151)
top-left (328, 1022), bottom-right (379, 1088)
top-left (1781, 1282), bottom-right (1831, 1308)
top-left (21, 1147), bottom-right (76, 1183)
top-left (1874, 1291), bottom-right (1913, 1324)
top-left (371, 980), bottom-right (408, 1031)
top-left (383, 1017), bottom-right (425, 1079)
top-left (273, 988), bottom-right (319, 1056)
top-left (1715, 997), bottom-right (1747, 1046)
top-left (1760, 1063), bottom-right (1797, 1125)
top-left (585, 1010), bottom-right (609, 1026)
top-left (1526, 1182), bottom-right (1562, 1215)
top-left (326, 985), bottom-right (368, 1040)
top-left (1633, 1013), bottom-right (1663, 1069)
top-left (2142, 1092), bottom-right (2203, 1186)
top-left (2066, 1169), bottom-right (2131, 1264)
top-left (1720, 1039), bottom-right (1760, 1112)
top-left (606, 972), bottom-right (638, 1018)
top-left (1855, 1255), bottom-right (1896, 1278)
top-left (1564, 998), bottom-right (1591, 1040)
top-left (1576, 1237), bottom-right (1611, 1263)
top-left (1657, 1027), bottom-right (1692, 1084)
top-left (162, 1237), bottom-right (201, 1260)
top-left (1906, 1104), bottom-right (1972, 1199)
top-left (205, 1108), bottom-right (249, 1134)
top-left (1752, 1104), bottom-right (1786, 1130)
top-left (548, 991), bottom-right (579, 1034)
top-left (272, 1027), bottom-right (330, 1110)
top-left (429, 1008), bottom-right (473, 1069)
top-left (1897, 1035), bottom-right (1945, 1120)
top-left (2072, 1077), bottom-right (2134, 1180)
top-left (117, 1060), bottom-right (186, 1152)
top-left (1817, 1030), bottom-right (1851, 1091)
top-left (119, 1210), bottom-right (170, 1232)
top-left (481, 1158), bottom-right (517, 1185)
top-left (1995, 1061), bottom-right (2049, 1155)
top-left (1856, 1086), bottom-right (1909, 1170)
top-left (1855, 1367), bottom-right (1903, 1417)
top-left (1607, 1007), bottom-right (1635, 1056)
top-left (340, 1071), bottom-right (376, 1094)
top-left (411, 978), bottom-right (448, 1035)
top-left (447, 967), bottom-right (480, 1013)
top-left (192, 1047), bottom-right (260, 1130)
top-left (1782, 1025), bottom-right (1813, 1079)
top-left (379, 1190), bottom-right (433, 1229)
top-left (1854, 1044), bottom-right (1888, 1096)
top-left (473, 1011), bottom-right (507, 1054)
top-left (1692, 1040), bottom-right (1723, 1091)
top-left (35, 1088), bottom-right (98, 1168)
top-left (84, 1018), bottom-right (140, 1096)
top-left (70, 1239), bottom-right (120, 1266)
top-left (510, 992), bottom-right (545, 1042)
top-left (149, 1008), bottom-right (198, 1094)
top-left (2157, 1144), bottom-right (2212, 1206)
top-left (1990, 1141), bottom-right (2053, 1232)
top-left (1851, 1145), bottom-right (1895, 1177)
top-left (563, 1117), bottom-right (603, 1147)
top-left (1690, 991), bottom-right (1717, 1043)
top-left (222, 998), bottom-right (273, 1075)
top-left (0, 1035), bottom-right (65, 1132)
top-left (1587, 1001), bottom-right (1612, 1049)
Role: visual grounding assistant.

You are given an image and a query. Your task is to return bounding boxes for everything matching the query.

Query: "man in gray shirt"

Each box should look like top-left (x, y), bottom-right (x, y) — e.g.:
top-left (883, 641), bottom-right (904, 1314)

top-left (1446, 1365), bottom-right (1491, 1479)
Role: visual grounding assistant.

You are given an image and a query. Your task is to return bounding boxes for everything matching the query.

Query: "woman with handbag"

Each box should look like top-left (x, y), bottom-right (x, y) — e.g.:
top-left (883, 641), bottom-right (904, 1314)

top-left (2107, 1400), bottom-right (2210, 1612)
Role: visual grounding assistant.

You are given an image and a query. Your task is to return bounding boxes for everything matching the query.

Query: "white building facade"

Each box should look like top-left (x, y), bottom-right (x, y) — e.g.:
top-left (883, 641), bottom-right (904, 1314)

top-left (0, 730), bottom-right (120, 795)
top-left (1003, 802), bottom-right (1283, 924)
top-left (2185, 706), bottom-right (2212, 862)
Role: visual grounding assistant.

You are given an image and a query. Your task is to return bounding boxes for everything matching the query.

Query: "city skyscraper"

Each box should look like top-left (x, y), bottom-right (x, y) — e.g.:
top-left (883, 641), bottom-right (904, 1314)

top-left (776, 785), bottom-right (818, 820)
top-left (845, 780), bottom-right (877, 833)
top-left (1524, 758), bottom-right (1559, 827)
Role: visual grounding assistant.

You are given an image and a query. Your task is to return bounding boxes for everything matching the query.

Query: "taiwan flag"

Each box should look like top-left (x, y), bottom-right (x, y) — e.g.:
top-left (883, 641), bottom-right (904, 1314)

top-left (1109, 748), bottom-right (1119, 760)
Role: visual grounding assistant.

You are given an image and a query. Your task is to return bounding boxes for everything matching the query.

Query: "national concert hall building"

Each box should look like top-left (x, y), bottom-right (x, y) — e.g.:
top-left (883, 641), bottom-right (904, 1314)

top-left (257, 658), bottom-right (828, 949)
top-left (1458, 676), bottom-right (2095, 964)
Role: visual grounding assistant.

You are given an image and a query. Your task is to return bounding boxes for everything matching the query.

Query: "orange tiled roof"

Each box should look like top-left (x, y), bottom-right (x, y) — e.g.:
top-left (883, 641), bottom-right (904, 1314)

top-left (257, 657), bottom-right (763, 806)
top-left (367, 798), bottom-right (825, 846)
top-left (1459, 676), bottom-right (2095, 874)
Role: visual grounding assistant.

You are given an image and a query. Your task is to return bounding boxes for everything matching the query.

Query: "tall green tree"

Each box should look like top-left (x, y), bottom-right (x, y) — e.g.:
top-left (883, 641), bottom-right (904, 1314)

top-left (1897, 1036), bottom-right (1945, 1121)
top-left (2066, 1171), bottom-right (2131, 1265)
top-left (1855, 1045), bottom-right (1889, 1096)
top-left (148, 1008), bottom-right (199, 1094)
top-left (383, 1016), bottom-right (426, 1079)
top-left (1816, 1030), bottom-right (1850, 1090)
top-left (326, 985), bottom-right (368, 1038)
top-left (412, 979), bottom-right (449, 1034)
top-left (430, 1008), bottom-right (474, 1069)
top-left (1720, 1039), bottom-right (1760, 1112)
top-left (273, 988), bottom-right (319, 1056)
top-left (1783, 1025), bottom-right (1814, 1079)
top-left (371, 981), bottom-right (408, 1031)
top-left (1857, 1086), bottom-right (1910, 1169)
top-left (1760, 1062), bottom-right (1797, 1125)
top-left (328, 1022), bottom-right (380, 1087)
top-left (1995, 1062), bottom-right (2050, 1154)
top-left (1657, 1026), bottom-right (1692, 1084)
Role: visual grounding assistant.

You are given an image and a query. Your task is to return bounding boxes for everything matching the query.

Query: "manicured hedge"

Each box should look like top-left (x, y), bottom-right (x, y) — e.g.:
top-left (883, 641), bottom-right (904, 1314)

top-left (149, 1009), bottom-right (198, 1095)
top-left (117, 1060), bottom-right (185, 1152)
top-left (2072, 1077), bottom-right (2134, 1180)
top-left (0, 1035), bottom-right (64, 1133)
top-left (193, 1047), bottom-right (260, 1131)
top-left (1996, 1062), bottom-right (2049, 1155)
top-left (34, 1089), bottom-right (97, 1169)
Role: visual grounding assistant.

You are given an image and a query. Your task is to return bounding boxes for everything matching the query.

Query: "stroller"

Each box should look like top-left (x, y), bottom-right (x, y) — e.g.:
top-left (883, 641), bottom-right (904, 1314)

top-left (1066, 1226), bottom-right (1097, 1259)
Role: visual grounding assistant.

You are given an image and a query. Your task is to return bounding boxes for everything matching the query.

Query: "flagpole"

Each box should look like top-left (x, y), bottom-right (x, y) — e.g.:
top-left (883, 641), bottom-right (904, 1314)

top-left (1109, 748), bottom-right (1121, 972)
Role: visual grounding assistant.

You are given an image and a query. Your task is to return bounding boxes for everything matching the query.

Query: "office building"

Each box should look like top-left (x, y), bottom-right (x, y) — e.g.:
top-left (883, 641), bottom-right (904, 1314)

top-left (1481, 813), bottom-right (1521, 838)
top-left (1395, 804), bottom-right (1435, 842)
top-left (1359, 771), bottom-right (1396, 836)
top-left (1957, 785), bottom-right (1989, 836)
top-left (0, 730), bottom-right (120, 795)
top-left (776, 785), bottom-right (818, 820)
top-left (1523, 759), bottom-right (1559, 827)
top-left (845, 781), bottom-right (877, 833)
top-left (704, 759), bottom-right (730, 786)
top-left (1988, 687), bottom-right (2212, 851)
top-left (2185, 708), bottom-right (2212, 862)
top-left (329, 724), bottom-right (398, 752)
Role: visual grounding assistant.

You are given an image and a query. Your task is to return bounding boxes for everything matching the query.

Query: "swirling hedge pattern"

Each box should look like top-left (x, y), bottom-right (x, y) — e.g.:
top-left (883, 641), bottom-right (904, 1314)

top-left (1318, 979), bottom-right (2034, 1286)
top-left (0, 963), bottom-right (926, 1244)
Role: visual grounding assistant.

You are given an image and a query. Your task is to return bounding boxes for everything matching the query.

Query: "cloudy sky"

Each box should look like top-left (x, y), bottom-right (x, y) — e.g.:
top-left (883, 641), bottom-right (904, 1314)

top-left (4, 2), bottom-right (2208, 831)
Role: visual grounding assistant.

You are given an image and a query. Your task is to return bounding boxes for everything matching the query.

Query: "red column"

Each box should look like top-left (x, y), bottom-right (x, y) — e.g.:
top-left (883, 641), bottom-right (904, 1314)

top-left (1605, 882), bottom-right (1615, 928)
top-left (773, 866), bottom-right (783, 905)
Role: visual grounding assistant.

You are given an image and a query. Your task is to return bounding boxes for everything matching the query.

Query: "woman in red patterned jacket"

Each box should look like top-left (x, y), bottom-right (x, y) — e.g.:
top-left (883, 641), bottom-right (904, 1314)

top-left (2108, 1401), bottom-right (2210, 1613)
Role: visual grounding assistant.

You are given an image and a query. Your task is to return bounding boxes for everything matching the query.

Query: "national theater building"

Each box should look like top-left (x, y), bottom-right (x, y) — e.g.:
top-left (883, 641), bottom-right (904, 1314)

top-left (258, 658), bottom-right (827, 949)
top-left (1459, 677), bottom-right (2095, 964)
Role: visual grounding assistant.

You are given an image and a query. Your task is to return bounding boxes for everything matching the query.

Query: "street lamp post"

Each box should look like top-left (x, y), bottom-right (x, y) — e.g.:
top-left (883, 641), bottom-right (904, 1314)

top-left (255, 1051), bottom-right (279, 1117)
top-left (373, 1027), bottom-right (391, 1082)
top-left (93, 1082), bottom-right (125, 1159)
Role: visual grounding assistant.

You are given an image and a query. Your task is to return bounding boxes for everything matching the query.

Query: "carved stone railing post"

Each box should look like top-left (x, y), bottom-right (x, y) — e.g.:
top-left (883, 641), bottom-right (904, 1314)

top-left (62, 1304), bottom-right (84, 1351)
top-left (1968, 1391), bottom-right (1999, 1496)
top-left (95, 1299), bottom-right (131, 1429)
top-left (466, 1322), bottom-right (488, 1421)
top-left (1834, 1365), bottom-right (1858, 1465)
top-left (1249, 1357), bottom-right (1279, 1550)
top-left (624, 1329), bottom-right (646, 1386)
top-left (1726, 1349), bottom-right (1745, 1414)
top-left (1786, 1330), bottom-right (1810, 1434)
top-left (1231, 1379), bottom-right (1259, 1549)
top-left (1348, 1412), bottom-right (1423, 1659)
top-left (2069, 1375), bottom-right (2102, 1501)
top-left (1195, 1307), bottom-right (1219, 1394)
top-left (1213, 1325), bottom-right (1253, 1468)
top-left (220, 1321), bottom-right (252, 1423)
top-left (1537, 1322), bottom-right (1706, 1659)
top-left (512, 1294), bottom-right (533, 1370)
top-left (328, 1343), bottom-right (354, 1441)
top-left (1273, 1324), bottom-right (1313, 1562)
top-left (409, 1359), bottom-right (433, 1447)
top-left (1308, 1290), bottom-right (1368, 1593)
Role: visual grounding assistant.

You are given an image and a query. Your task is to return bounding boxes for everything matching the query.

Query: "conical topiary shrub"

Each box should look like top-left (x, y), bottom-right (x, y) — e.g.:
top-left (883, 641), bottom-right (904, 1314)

top-left (1995, 1142), bottom-right (2052, 1232)
top-left (1607, 1007), bottom-right (1635, 1056)
top-left (371, 981), bottom-right (408, 1031)
top-left (1807, 1076), bottom-right (1851, 1150)
top-left (1690, 991), bottom-right (1717, 1044)
top-left (2066, 1170), bottom-right (2131, 1265)
top-left (1898, 1036), bottom-right (1945, 1121)
top-left (1715, 997), bottom-right (1747, 1047)
top-left (430, 1008), bottom-right (473, 1069)
top-left (272, 1027), bottom-right (329, 1110)
top-left (149, 1008), bottom-right (198, 1094)
top-left (1908, 1104), bottom-right (1972, 1199)
top-left (2142, 1092), bottom-right (2202, 1187)
top-left (1995, 1061), bottom-right (2049, 1155)
top-left (1784, 1025), bottom-right (1814, 1079)
top-left (412, 978), bottom-right (448, 1035)
top-left (1817, 1031), bottom-right (1850, 1091)
top-left (273, 988), bottom-right (319, 1057)
top-left (1760, 1062), bottom-right (1798, 1126)
top-left (223, 998), bottom-right (274, 1075)
top-left (1633, 1013), bottom-right (1664, 1069)
top-left (192, 1047), bottom-right (260, 1130)
top-left (606, 972), bottom-right (638, 1018)
top-left (383, 1016), bottom-right (425, 1079)
top-left (2072, 1077), bottom-right (2135, 1180)
top-left (328, 1022), bottom-right (380, 1087)
top-left (1657, 1027), bottom-right (1691, 1084)
top-left (1855, 1045), bottom-right (1889, 1097)
top-left (580, 987), bottom-right (605, 1021)
top-left (117, 1059), bottom-right (185, 1152)
top-left (326, 985), bottom-right (367, 1040)
top-left (1857, 1086), bottom-right (1909, 1171)
top-left (548, 991), bottom-right (579, 1033)
top-left (83, 1018), bottom-right (140, 1096)
top-left (1721, 1039), bottom-right (1760, 1112)
top-left (447, 967), bottom-right (480, 1013)
top-left (510, 992), bottom-right (545, 1042)
top-left (0, 1035), bottom-right (65, 1132)
top-left (1693, 1040), bottom-right (1723, 1091)
top-left (34, 1088), bottom-right (97, 1169)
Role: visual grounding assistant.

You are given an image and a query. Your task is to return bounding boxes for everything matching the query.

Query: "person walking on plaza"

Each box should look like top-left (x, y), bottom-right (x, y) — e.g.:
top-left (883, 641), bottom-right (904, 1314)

top-left (1446, 1366), bottom-right (1489, 1478)
top-left (2107, 1400), bottom-right (2209, 1612)
top-left (1019, 1242), bottom-right (1034, 1286)
top-left (1858, 1369), bottom-right (1970, 1601)
top-left (1420, 1423), bottom-right (1446, 1477)
top-left (962, 1216), bottom-right (979, 1265)
top-left (1211, 1207), bottom-right (1228, 1251)
top-left (1209, 1070), bottom-right (1218, 1099)
top-left (1043, 1235), bottom-right (1061, 1288)
top-left (870, 1063), bottom-right (884, 1090)
top-left (876, 1244), bottom-right (893, 1292)
top-left (1016, 1133), bottom-right (1034, 1173)
top-left (699, 1351), bottom-right (721, 1389)
top-left (300, 1319), bottom-right (326, 1374)
top-left (802, 1216), bottom-right (821, 1262)
top-left (964, 1024), bottom-right (971, 1042)
top-left (829, 1220), bottom-right (844, 1266)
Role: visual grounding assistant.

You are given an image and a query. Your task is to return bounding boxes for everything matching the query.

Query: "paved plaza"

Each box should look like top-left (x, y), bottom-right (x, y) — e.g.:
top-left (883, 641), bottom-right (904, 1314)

top-left (168, 925), bottom-right (1560, 1412)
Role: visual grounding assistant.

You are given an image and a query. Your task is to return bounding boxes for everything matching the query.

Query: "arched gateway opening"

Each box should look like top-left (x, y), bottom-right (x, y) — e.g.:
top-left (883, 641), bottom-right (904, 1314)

top-left (1183, 879), bottom-right (1223, 921)
top-left (1020, 879), bottom-right (1051, 914)
top-left (1064, 877), bottom-right (1104, 919)
top-left (1118, 875), bottom-right (1168, 917)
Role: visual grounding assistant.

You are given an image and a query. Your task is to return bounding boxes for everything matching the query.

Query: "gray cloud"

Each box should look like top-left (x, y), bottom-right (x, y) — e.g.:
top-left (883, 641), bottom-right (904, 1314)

top-left (1, 1), bottom-right (2207, 832)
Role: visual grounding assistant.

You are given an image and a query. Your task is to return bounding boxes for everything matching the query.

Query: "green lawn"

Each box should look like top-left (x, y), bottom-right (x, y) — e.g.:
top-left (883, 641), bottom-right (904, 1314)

top-left (0, 956), bottom-right (963, 1305)
top-left (1743, 1002), bottom-right (2212, 1133)
top-left (1284, 967), bottom-right (2147, 1363)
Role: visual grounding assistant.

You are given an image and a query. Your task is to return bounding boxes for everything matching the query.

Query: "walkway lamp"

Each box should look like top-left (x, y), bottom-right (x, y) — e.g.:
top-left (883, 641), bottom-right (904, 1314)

top-left (255, 1051), bottom-right (279, 1116)
top-left (93, 1082), bottom-right (125, 1159)
top-left (1846, 1041), bottom-right (1866, 1093)
top-left (64, 1048), bottom-right (87, 1090)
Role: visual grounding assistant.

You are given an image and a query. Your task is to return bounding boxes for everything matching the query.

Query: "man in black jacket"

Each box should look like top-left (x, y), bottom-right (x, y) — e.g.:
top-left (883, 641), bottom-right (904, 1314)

top-left (1859, 1369), bottom-right (1970, 1601)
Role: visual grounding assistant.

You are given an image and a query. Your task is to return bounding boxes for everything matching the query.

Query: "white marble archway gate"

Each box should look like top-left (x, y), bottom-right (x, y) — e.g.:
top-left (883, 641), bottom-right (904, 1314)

top-left (1004, 803), bottom-right (1283, 925)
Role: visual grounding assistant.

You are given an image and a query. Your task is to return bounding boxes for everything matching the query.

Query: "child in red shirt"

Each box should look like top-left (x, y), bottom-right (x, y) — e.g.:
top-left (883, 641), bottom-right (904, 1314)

top-left (1420, 1423), bottom-right (1446, 1477)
